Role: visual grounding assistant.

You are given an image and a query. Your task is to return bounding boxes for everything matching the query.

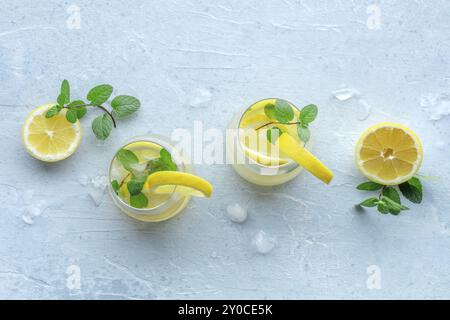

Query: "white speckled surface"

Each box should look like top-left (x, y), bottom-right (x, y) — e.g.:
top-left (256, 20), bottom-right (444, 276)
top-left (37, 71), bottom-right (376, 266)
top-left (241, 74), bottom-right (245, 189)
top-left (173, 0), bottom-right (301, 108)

top-left (1, 0), bottom-right (450, 299)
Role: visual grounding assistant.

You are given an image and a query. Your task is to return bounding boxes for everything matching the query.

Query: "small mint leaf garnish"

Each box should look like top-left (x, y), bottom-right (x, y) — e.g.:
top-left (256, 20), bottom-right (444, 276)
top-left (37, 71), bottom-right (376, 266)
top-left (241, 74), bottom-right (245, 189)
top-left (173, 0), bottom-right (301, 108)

top-left (359, 197), bottom-right (379, 208)
top-left (399, 177), bottom-right (423, 204)
top-left (116, 148), bottom-right (139, 171)
top-left (273, 99), bottom-right (294, 124)
top-left (264, 103), bottom-right (276, 119)
top-left (87, 84), bottom-right (113, 105)
top-left (91, 114), bottom-right (113, 140)
top-left (267, 127), bottom-right (283, 144)
top-left (111, 180), bottom-right (120, 195)
top-left (297, 125), bottom-right (310, 143)
top-left (111, 95), bottom-right (140, 119)
top-left (130, 192), bottom-right (148, 208)
top-left (299, 104), bottom-right (318, 125)
top-left (356, 181), bottom-right (384, 191)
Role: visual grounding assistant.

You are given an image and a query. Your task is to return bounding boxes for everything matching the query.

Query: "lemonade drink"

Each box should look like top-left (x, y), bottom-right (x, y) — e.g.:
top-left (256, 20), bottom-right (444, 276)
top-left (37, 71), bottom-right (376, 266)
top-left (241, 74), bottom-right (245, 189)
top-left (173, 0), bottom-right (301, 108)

top-left (108, 135), bottom-right (193, 222)
top-left (227, 98), bottom-right (305, 186)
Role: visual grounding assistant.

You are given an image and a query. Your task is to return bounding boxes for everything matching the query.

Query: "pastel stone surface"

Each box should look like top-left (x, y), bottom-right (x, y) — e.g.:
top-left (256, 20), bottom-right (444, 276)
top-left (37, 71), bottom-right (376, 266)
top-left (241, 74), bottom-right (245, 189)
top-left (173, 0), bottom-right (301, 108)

top-left (0, 0), bottom-right (449, 299)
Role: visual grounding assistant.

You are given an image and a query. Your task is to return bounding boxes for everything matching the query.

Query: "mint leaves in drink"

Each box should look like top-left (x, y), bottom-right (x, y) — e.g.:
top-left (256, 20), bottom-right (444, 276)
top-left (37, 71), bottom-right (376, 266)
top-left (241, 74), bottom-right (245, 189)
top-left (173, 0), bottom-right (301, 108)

top-left (112, 148), bottom-right (178, 209)
top-left (259, 99), bottom-right (319, 143)
top-left (356, 177), bottom-right (423, 215)
top-left (46, 80), bottom-right (140, 140)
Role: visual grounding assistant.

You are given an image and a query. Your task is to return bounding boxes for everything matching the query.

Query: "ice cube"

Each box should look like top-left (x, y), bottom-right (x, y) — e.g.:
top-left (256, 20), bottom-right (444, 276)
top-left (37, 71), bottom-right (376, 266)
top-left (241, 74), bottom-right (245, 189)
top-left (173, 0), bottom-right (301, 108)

top-left (421, 93), bottom-right (450, 121)
top-left (91, 175), bottom-right (108, 190)
top-left (88, 188), bottom-right (105, 206)
top-left (110, 164), bottom-right (127, 182)
top-left (130, 162), bottom-right (147, 175)
top-left (78, 174), bottom-right (90, 187)
top-left (332, 87), bottom-right (360, 101)
top-left (22, 215), bottom-right (34, 225)
top-left (26, 200), bottom-right (48, 217)
top-left (226, 203), bottom-right (248, 223)
top-left (251, 230), bottom-right (276, 254)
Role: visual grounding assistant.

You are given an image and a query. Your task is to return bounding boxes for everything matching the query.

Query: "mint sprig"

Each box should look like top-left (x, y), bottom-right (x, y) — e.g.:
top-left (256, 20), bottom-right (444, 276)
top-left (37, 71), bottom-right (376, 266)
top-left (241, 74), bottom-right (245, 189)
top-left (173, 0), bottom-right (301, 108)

top-left (356, 177), bottom-right (423, 215)
top-left (112, 147), bottom-right (178, 209)
top-left (258, 99), bottom-right (319, 144)
top-left (45, 80), bottom-right (140, 140)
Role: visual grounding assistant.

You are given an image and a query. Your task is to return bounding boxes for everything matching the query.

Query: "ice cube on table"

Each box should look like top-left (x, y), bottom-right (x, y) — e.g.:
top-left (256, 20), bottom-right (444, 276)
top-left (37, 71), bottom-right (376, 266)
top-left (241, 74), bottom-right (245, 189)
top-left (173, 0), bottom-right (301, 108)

top-left (88, 187), bottom-right (105, 206)
top-left (22, 215), bottom-right (34, 225)
top-left (25, 200), bottom-right (48, 217)
top-left (226, 203), bottom-right (248, 223)
top-left (91, 175), bottom-right (109, 189)
top-left (77, 174), bottom-right (90, 187)
top-left (251, 230), bottom-right (276, 254)
top-left (332, 87), bottom-right (360, 101)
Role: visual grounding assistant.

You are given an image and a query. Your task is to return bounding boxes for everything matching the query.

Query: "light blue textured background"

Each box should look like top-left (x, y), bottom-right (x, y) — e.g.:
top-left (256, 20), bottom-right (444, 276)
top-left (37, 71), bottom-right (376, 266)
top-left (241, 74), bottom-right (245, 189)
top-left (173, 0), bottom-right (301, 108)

top-left (1, 0), bottom-right (449, 299)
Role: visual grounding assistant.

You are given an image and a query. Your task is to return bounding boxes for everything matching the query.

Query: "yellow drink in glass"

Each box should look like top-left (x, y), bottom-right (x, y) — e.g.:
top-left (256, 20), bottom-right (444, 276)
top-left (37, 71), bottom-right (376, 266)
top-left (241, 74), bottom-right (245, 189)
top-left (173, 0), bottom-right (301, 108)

top-left (108, 135), bottom-right (193, 222)
top-left (227, 98), bottom-right (305, 186)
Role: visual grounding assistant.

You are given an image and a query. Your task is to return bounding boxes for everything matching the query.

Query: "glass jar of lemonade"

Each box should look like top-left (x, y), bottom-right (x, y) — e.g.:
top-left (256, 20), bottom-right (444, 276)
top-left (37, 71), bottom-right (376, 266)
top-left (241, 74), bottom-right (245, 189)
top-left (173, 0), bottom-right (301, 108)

top-left (227, 98), bottom-right (333, 186)
top-left (227, 98), bottom-right (305, 186)
top-left (108, 134), bottom-right (194, 222)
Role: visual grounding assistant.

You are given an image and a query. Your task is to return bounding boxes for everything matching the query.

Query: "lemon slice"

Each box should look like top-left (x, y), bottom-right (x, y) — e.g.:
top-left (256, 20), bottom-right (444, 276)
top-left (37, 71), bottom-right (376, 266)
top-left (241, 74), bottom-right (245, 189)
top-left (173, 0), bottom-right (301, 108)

top-left (355, 122), bottom-right (423, 185)
top-left (144, 171), bottom-right (213, 198)
top-left (276, 133), bottom-right (334, 184)
top-left (22, 104), bottom-right (81, 162)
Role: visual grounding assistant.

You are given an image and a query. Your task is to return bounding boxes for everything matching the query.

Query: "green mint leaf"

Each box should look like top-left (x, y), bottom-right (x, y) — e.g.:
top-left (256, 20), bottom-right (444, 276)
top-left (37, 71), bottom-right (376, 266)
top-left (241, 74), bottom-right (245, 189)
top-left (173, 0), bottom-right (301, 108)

top-left (382, 187), bottom-right (402, 214)
top-left (111, 180), bottom-right (120, 195)
top-left (399, 177), bottom-right (423, 204)
top-left (274, 99), bottom-right (294, 123)
top-left (382, 187), bottom-right (401, 204)
top-left (264, 103), bottom-right (276, 119)
top-left (87, 84), bottom-right (113, 105)
top-left (45, 105), bottom-right (61, 118)
top-left (159, 148), bottom-right (177, 170)
top-left (76, 107), bottom-right (87, 119)
top-left (57, 93), bottom-right (66, 107)
top-left (116, 148), bottom-right (139, 171)
top-left (127, 177), bottom-right (146, 196)
top-left (382, 196), bottom-right (409, 212)
top-left (60, 79), bottom-right (70, 104)
top-left (67, 100), bottom-right (85, 108)
top-left (359, 197), bottom-right (379, 208)
top-left (146, 149), bottom-right (178, 174)
top-left (377, 202), bottom-right (389, 214)
top-left (356, 181), bottom-right (384, 191)
top-left (267, 127), bottom-right (283, 144)
top-left (66, 108), bottom-right (78, 123)
top-left (67, 100), bottom-right (87, 119)
top-left (297, 125), bottom-right (311, 143)
top-left (300, 104), bottom-right (318, 125)
top-left (111, 95), bottom-right (140, 119)
top-left (91, 114), bottom-right (113, 140)
top-left (130, 192), bottom-right (148, 209)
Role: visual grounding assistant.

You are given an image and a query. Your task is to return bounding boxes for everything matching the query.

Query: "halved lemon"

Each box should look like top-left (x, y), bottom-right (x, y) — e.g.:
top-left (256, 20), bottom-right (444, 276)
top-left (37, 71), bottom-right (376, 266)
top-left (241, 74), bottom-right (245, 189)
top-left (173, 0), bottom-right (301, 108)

top-left (22, 104), bottom-right (81, 162)
top-left (355, 122), bottom-right (423, 185)
top-left (276, 133), bottom-right (334, 184)
top-left (144, 171), bottom-right (213, 198)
